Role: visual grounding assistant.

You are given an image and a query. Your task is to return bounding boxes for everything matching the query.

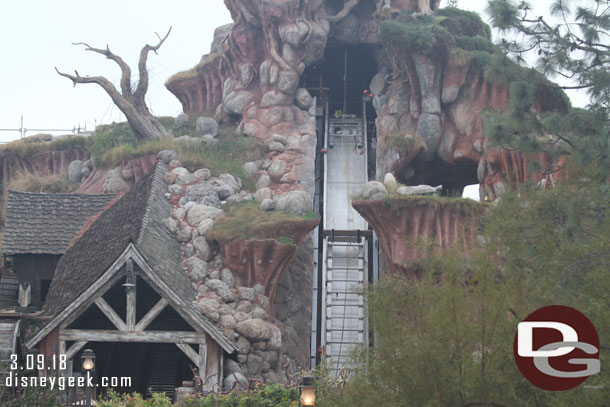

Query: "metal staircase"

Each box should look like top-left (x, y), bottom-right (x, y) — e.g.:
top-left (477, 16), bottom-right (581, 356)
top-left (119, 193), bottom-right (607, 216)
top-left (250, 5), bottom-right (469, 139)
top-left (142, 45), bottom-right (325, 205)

top-left (320, 105), bottom-right (370, 378)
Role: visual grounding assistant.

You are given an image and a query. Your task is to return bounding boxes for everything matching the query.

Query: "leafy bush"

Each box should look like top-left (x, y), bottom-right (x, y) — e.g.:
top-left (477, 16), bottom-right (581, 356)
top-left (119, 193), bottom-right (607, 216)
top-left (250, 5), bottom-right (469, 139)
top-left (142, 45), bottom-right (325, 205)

top-left (0, 386), bottom-right (63, 407)
top-left (180, 384), bottom-right (299, 407)
top-left (98, 390), bottom-right (172, 407)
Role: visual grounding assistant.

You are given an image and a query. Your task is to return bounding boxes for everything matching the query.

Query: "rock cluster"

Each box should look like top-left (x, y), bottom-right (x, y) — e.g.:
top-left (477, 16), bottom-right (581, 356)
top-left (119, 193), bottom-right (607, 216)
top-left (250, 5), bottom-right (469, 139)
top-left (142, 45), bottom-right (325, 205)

top-left (160, 160), bottom-right (286, 386)
top-left (68, 159), bottom-right (94, 184)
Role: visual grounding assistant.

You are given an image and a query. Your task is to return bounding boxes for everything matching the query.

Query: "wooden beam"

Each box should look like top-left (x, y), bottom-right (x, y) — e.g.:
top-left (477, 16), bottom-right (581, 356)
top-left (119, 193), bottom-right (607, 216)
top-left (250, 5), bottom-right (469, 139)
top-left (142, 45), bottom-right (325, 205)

top-left (60, 329), bottom-right (207, 344)
top-left (199, 339), bottom-right (208, 390)
top-left (26, 245), bottom-right (135, 350)
top-left (176, 343), bottom-right (199, 366)
top-left (130, 250), bottom-right (236, 353)
top-left (135, 298), bottom-right (168, 331)
top-left (126, 286), bottom-right (136, 330)
top-left (65, 341), bottom-right (88, 361)
top-left (95, 297), bottom-right (127, 331)
top-left (199, 338), bottom-right (207, 377)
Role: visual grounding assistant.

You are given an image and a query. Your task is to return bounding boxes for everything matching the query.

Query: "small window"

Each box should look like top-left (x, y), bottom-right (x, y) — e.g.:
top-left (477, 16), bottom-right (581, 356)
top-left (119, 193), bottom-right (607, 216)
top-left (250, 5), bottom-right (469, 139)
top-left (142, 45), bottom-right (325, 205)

top-left (40, 280), bottom-right (52, 303)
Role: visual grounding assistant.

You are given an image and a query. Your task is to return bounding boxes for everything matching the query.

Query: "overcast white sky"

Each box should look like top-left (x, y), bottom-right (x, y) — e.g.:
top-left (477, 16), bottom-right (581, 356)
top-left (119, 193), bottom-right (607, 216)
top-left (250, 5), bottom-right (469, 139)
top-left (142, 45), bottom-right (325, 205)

top-left (0, 0), bottom-right (588, 145)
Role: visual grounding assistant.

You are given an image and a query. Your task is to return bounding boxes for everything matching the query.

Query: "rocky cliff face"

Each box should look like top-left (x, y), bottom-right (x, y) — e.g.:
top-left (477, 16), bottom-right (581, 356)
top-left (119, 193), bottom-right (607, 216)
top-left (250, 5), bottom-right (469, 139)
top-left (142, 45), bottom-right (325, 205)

top-left (167, 2), bottom-right (568, 202)
top-left (1, 148), bottom-right (89, 191)
top-left (164, 0), bottom-right (570, 386)
top-left (353, 197), bottom-right (483, 275)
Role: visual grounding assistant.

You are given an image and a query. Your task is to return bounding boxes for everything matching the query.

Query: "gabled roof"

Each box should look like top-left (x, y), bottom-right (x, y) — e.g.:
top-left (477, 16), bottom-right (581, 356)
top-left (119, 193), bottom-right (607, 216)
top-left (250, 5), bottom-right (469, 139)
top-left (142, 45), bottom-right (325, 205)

top-left (2, 191), bottom-right (115, 256)
top-left (36, 162), bottom-right (235, 353)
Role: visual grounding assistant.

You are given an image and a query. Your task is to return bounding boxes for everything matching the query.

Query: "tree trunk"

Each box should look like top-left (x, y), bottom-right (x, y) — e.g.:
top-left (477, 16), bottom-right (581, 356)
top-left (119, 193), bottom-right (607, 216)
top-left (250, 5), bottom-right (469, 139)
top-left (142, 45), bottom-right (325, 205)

top-left (56, 28), bottom-right (172, 142)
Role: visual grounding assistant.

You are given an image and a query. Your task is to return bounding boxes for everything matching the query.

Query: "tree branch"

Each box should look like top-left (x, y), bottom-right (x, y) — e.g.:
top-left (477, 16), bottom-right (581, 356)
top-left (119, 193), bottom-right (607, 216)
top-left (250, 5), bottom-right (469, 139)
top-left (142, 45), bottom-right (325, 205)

top-left (325, 0), bottom-right (361, 22)
top-left (134, 26), bottom-right (172, 105)
top-left (55, 67), bottom-right (122, 101)
top-left (72, 42), bottom-right (132, 96)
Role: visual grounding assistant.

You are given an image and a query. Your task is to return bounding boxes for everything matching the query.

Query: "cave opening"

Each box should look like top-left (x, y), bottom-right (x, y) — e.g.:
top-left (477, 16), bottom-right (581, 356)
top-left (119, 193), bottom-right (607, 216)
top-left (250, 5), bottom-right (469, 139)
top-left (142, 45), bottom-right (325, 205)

top-left (301, 45), bottom-right (377, 123)
top-left (406, 156), bottom-right (480, 197)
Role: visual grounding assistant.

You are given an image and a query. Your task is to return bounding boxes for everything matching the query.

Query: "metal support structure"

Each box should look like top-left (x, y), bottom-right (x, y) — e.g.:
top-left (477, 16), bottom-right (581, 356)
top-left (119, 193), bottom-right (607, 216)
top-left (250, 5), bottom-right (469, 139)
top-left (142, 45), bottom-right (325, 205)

top-left (319, 100), bottom-right (371, 378)
top-left (0, 115), bottom-right (88, 141)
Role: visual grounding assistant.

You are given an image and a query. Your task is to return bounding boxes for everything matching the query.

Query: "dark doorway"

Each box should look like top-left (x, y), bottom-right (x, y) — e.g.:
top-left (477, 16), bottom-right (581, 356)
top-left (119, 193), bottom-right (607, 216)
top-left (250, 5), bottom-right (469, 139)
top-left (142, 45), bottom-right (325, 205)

top-left (75, 342), bottom-right (193, 399)
top-left (301, 45), bottom-right (377, 119)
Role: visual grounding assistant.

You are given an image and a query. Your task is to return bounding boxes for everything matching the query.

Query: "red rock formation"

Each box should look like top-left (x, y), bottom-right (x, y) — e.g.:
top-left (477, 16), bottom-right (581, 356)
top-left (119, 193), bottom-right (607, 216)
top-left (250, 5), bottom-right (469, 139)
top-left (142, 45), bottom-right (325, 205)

top-left (76, 154), bottom-right (157, 194)
top-left (219, 217), bottom-right (319, 310)
top-left (1, 148), bottom-right (88, 190)
top-left (353, 199), bottom-right (483, 276)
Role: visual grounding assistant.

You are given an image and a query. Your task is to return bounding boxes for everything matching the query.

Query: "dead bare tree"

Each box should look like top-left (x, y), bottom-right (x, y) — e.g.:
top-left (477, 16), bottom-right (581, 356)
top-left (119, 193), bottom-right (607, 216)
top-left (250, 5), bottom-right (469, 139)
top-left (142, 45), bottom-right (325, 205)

top-left (56, 28), bottom-right (173, 142)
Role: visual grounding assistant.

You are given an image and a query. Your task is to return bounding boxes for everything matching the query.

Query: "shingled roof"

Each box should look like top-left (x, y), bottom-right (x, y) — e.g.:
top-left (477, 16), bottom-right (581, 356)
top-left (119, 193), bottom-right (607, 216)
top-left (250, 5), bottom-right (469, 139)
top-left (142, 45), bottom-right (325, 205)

top-left (2, 191), bottom-right (115, 256)
top-left (40, 162), bottom-right (234, 351)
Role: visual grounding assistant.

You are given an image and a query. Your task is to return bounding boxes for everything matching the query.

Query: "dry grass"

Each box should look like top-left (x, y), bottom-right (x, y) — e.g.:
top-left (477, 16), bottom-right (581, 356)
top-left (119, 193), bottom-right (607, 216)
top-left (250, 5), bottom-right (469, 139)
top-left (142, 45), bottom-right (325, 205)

top-left (165, 52), bottom-right (221, 85)
top-left (93, 123), bottom-right (267, 191)
top-left (207, 200), bottom-right (318, 243)
top-left (8, 171), bottom-right (79, 194)
top-left (0, 136), bottom-right (90, 159)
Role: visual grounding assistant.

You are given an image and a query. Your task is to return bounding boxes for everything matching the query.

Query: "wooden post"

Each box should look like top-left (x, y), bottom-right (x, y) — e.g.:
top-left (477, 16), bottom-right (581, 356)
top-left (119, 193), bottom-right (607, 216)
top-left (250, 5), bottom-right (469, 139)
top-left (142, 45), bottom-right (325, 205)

top-left (199, 338), bottom-right (207, 389)
top-left (126, 263), bottom-right (136, 330)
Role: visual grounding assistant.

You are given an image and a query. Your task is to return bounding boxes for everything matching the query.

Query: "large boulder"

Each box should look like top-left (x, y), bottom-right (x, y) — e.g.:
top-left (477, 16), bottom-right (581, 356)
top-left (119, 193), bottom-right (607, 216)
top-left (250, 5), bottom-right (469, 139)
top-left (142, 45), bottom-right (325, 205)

top-left (295, 88), bottom-right (313, 110)
top-left (195, 117), bottom-right (219, 138)
top-left (205, 279), bottom-right (236, 302)
top-left (235, 319), bottom-right (271, 341)
top-left (187, 204), bottom-right (224, 226)
top-left (360, 181), bottom-right (387, 199)
top-left (174, 113), bottom-right (190, 134)
top-left (224, 91), bottom-right (254, 116)
top-left (275, 190), bottom-right (311, 215)
top-left (103, 167), bottom-right (131, 193)
top-left (68, 160), bottom-right (84, 183)
top-left (185, 183), bottom-right (221, 207)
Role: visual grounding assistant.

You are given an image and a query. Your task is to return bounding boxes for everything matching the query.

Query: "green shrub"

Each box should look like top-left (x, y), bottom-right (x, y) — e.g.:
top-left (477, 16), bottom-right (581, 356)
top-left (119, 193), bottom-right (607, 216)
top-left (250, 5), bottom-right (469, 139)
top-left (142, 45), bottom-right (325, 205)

top-left (0, 386), bottom-right (63, 407)
top-left (179, 384), bottom-right (299, 407)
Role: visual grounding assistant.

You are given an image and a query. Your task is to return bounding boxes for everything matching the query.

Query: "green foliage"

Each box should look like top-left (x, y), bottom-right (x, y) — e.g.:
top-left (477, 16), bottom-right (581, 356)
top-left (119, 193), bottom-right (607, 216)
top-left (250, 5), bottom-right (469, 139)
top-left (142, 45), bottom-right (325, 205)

top-left (380, 7), bottom-right (494, 58)
top-left (90, 122), bottom-right (139, 159)
top-left (98, 390), bottom-right (172, 407)
top-left (91, 122), bottom-right (266, 191)
top-left (207, 200), bottom-right (318, 243)
top-left (327, 176), bottom-right (610, 407)
top-left (0, 386), bottom-right (63, 407)
top-left (99, 384), bottom-right (298, 407)
top-left (90, 117), bottom-right (175, 164)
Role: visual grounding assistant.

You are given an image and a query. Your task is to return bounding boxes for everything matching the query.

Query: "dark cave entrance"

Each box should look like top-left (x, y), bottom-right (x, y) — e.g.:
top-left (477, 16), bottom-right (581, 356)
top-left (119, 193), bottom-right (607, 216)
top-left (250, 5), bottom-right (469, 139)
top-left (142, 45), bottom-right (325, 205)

top-left (407, 156), bottom-right (480, 197)
top-left (301, 45), bottom-right (377, 122)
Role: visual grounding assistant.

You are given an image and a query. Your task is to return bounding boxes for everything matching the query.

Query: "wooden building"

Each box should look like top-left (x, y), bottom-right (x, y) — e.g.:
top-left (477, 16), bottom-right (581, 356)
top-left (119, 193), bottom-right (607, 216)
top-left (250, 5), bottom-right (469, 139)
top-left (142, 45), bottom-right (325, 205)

top-left (2, 190), bottom-right (115, 308)
top-left (25, 163), bottom-right (236, 396)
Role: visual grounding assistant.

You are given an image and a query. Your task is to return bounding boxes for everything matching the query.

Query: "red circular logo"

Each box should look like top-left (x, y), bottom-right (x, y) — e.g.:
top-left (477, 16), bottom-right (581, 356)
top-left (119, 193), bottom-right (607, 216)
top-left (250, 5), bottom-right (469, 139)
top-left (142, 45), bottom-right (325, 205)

top-left (513, 305), bottom-right (600, 391)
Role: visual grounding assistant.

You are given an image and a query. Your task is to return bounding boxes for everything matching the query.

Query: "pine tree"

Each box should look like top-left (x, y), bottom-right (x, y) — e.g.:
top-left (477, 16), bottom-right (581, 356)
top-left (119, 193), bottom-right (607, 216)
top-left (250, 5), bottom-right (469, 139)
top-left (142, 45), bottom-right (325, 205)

top-left (484, 0), bottom-right (610, 178)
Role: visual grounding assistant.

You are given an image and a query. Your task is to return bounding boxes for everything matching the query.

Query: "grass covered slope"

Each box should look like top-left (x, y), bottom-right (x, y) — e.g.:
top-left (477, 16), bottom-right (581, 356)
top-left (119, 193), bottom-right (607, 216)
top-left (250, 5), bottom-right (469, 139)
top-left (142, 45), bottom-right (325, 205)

top-left (207, 200), bottom-right (319, 244)
top-left (90, 118), bottom-right (267, 191)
